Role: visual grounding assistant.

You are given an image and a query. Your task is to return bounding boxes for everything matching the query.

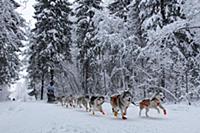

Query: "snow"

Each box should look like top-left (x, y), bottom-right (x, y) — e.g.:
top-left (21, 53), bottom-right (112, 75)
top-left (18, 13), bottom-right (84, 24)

top-left (15, 0), bottom-right (37, 28)
top-left (0, 101), bottom-right (200, 133)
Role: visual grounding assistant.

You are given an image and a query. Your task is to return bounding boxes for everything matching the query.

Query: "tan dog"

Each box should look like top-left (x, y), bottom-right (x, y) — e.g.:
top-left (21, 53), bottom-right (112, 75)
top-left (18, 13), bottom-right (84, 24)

top-left (110, 91), bottom-right (133, 120)
top-left (139, 92), bottom-right (167, 117)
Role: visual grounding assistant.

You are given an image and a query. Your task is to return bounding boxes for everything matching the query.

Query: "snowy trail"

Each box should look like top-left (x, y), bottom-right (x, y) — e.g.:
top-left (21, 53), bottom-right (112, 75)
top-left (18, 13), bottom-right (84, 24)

top-left (0, 101), bottom-right (199, 133)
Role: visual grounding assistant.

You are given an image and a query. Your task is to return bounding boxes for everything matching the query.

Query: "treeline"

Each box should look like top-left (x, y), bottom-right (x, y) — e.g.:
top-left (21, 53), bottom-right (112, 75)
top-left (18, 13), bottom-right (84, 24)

top-left (0, 0), bottom-right (200, 102)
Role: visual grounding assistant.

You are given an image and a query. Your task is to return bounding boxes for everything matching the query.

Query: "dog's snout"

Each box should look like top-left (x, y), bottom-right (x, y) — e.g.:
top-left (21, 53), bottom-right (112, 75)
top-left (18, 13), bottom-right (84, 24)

top-left (128, 98), bottom-right (131, 101)
top-left (161, 97), bottom-right (165, 101)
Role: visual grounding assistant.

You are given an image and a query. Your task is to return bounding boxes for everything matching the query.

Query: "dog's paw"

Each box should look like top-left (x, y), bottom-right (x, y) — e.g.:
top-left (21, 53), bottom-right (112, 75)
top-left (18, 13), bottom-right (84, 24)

top-left (122, 116), bottom-right (127, 120)
top-left (101, 111), bottom-right (105, 115)
top-left (114, 112), bottom-right (118, 117)
top-left (163, 110), bottom-right (167, 115)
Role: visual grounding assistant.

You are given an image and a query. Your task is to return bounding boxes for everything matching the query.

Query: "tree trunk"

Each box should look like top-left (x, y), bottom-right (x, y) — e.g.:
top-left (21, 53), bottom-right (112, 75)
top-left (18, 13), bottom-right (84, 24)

top-left (160, 0), bottom-right (167, 25)
top-left (185, 68), bottom-right (191, 105)
top-left (143, 87), bottom-right (146, 98)
top-left (50, 69), bottom-right (54, 81)
top-left (40, 73), bottom-right (45, 100)
top-left (161, 67), bottom-right (165, 88)
top-left (185, 69), bottom-right (189, 94)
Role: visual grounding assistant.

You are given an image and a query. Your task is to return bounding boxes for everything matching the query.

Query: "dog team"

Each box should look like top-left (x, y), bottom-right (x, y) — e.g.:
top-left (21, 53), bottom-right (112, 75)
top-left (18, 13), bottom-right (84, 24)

top-left (56, 91), bottom-right (167, 120)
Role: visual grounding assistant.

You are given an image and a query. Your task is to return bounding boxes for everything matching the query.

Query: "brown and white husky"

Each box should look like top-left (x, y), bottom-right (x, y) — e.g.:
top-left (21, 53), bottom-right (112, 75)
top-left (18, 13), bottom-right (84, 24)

top-left (139, 92), bottom-right (167, 117)
top-left (110, 91), bottom-right (133, 120)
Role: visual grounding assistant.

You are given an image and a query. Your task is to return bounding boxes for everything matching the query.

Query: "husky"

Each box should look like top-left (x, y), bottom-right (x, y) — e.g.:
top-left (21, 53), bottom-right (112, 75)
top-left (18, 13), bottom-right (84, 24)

top-left (63, 95), bottom-right (76, 108)
top-left (56, 96), bottom-right (65, 106)
top-left (139, 92), bottom-right (167, 117)
top-left (89, 96), bottom-right (105, 115)
top-left (77, 95), bottom-right (90, 111)
top-left (110, 91), bottom-right (133, 120)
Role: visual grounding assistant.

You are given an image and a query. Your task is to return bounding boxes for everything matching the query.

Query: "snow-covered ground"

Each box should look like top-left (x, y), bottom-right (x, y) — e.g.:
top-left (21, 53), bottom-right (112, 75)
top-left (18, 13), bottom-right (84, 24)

top-left (0, 101), bottom-right (199, 133)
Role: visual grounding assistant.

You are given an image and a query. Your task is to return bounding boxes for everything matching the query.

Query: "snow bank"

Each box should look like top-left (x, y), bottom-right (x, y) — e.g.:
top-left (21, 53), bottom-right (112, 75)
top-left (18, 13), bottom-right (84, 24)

top-left (0, 102), bottom-right (199, 133)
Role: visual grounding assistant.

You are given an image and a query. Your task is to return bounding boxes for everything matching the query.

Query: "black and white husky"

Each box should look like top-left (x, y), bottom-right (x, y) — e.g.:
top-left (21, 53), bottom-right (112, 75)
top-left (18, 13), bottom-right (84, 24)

top-left (56, 96), bottom-right (65, 106)
top-left (139, 92), bottom-right (167, 117)
top-left (57, 95), bottom-right (76, 107)
top-left (89, 96), bottom-right (105, 115)
top-left (110, 91), bottom-right (133, 119)
top-left (77, 95), bottom-right (90, 111)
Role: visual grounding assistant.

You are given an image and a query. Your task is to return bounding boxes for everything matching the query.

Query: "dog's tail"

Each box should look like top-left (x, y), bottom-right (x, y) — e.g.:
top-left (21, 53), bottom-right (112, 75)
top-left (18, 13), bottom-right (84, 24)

top-left (131, 101), bottom-right (139, 106)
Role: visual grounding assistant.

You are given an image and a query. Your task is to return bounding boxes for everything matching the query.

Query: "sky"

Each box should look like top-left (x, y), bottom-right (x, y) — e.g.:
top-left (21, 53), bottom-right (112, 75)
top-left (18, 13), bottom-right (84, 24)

top-left (16, 0), bottom-right (75, 28)
top-left (16, 0), bottom-right (36, 28)
top-left (15, 0), bottom-right (110, 28)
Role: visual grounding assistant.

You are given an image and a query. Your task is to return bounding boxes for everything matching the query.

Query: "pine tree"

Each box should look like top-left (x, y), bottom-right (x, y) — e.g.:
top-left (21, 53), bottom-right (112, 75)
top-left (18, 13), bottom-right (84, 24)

top-left (138, 0), bottom-right (185, 31)
top-left (73, 0), bottom-right (102, 94)
top-left (27, 0), bottom-right (72, 99)
top-left (108, 0), bottom-right (133, 21)
top-left (0, 0), bottom-right (25, 85)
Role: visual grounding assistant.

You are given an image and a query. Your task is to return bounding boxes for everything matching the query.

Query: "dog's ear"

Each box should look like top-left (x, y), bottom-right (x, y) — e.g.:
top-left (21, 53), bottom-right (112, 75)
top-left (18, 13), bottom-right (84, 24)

top-left (125, 88), bottom-right (132, 95)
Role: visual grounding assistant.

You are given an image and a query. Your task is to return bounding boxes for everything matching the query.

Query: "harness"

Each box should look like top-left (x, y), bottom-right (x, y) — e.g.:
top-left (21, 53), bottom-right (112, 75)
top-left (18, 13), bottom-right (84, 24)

top-left (151, 97), bottom-right (160, 106)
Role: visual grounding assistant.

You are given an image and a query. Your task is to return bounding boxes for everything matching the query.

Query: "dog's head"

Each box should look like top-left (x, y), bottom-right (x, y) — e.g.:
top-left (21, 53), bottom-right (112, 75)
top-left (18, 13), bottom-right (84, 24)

top-left (155, 92), bottom-right (165, 101)
top-left (55, 96), bottom-right (64, 101)
top-left (85, 95), bottom-right (90, 102)
top-left (122, 91), bottom-right (133, 103)
top-left (85, 95), bottom-right (90, 99)
top-left (96, 96), bottom-right (105, 105)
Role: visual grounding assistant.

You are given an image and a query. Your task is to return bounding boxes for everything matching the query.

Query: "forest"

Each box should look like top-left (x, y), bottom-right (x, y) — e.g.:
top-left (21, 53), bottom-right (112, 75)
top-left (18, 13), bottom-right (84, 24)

top-left (0, 0), bottom-right (200, 104)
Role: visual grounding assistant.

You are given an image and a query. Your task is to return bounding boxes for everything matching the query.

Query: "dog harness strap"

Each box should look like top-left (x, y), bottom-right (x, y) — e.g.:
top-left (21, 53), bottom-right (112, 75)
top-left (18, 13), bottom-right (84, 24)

top-left (119, 95), bottom-right (126, 108)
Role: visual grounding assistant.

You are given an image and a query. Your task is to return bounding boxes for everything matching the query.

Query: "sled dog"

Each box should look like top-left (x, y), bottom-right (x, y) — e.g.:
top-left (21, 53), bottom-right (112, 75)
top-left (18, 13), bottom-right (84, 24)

top-left (139, 92), bottom-right (167, 117)
top-left (77, 95), bottom-right (90, 111)
top-left (110, 91), bottom-right (133, 119)
top-left (56, 96), bottom-right (65, 106)
top-left (89, 96), bottom-right (105, 115)
top-left (64, 95), bottom-right (76, 108)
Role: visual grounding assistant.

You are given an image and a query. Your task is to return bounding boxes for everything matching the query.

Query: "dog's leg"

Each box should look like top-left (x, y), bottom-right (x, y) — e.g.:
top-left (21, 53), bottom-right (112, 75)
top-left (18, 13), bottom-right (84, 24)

top-left (62, 100), bottom-right (64, 106)
top-left (124, 106), bottom-right (128, 116)
top-left (155, 107), bottom-right (160, 114)
top-left (85, 102), bottom-right (90, 112)
top-left (114, 112), bottom-right (118, 118)
top-left (100, 107), bottom-right (105, 115)
top-left (88, 106), bottom-right (91, 112)
top-left (159, 104), bottom-right (167, 115)
top-left (145, 108), bottom-right (149, 117)
top-left (84, 103), bottom-right (87, 111)
top-left (139, 106), bottom-right (143, 116)
top-left (139, 109), bottom-right (142, 116)
top-left (92, 108), bottom-right (95, 115)
top-left (121, 108), bottom-right (127, 120)
top-left (113, 107), bottom-right (118, 118)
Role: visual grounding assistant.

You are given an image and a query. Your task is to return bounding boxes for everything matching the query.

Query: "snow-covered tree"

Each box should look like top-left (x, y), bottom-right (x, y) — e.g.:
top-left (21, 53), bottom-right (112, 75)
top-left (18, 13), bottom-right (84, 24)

top-left (73, 0), bottom-right (103, 94)
top-left (108, 0), bottom-right (133, 21)
top-left (0, 0), bottom-right (25, 99)
top-left (132, 0), bottom-right (200, 102)
top-left (27, 0), bottom-right (73, 99)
